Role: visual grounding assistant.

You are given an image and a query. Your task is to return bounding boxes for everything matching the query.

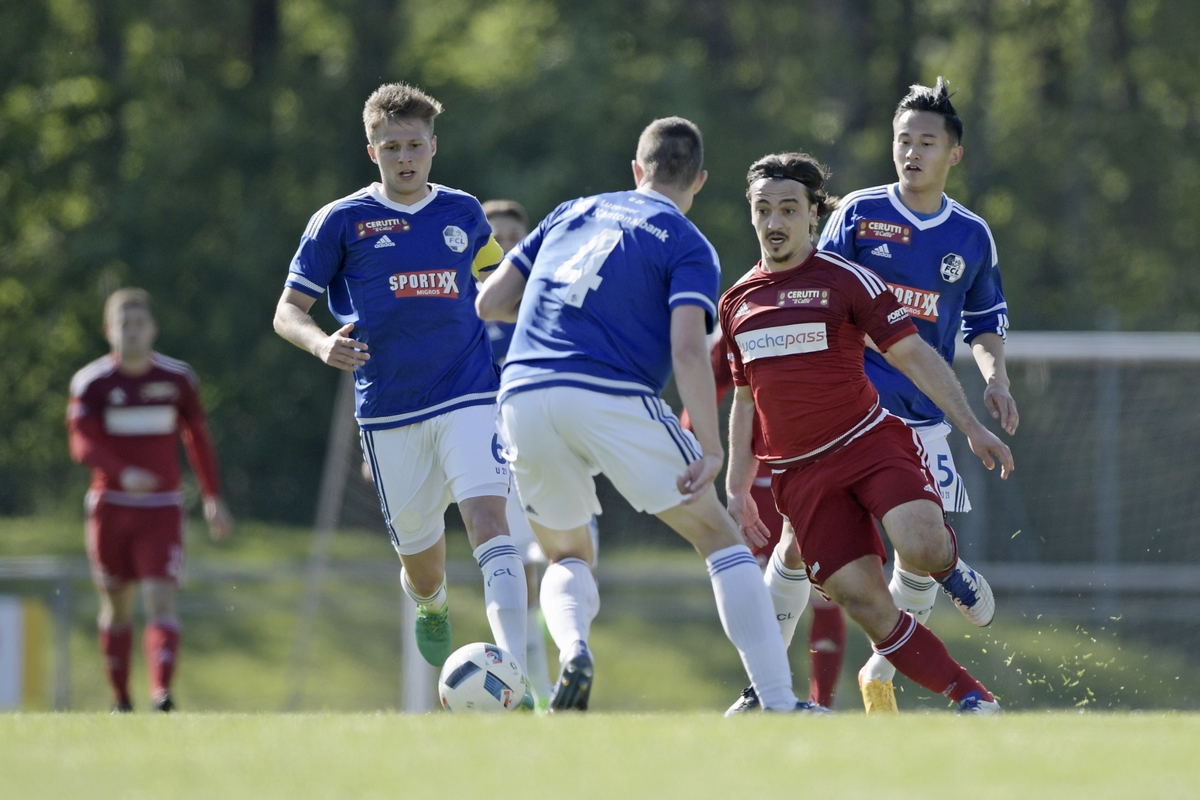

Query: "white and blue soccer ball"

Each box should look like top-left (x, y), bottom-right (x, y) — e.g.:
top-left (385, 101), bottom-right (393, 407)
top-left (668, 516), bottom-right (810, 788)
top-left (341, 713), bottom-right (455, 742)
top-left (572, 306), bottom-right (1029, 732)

top-left (437, 642), bottom-right (526, 712)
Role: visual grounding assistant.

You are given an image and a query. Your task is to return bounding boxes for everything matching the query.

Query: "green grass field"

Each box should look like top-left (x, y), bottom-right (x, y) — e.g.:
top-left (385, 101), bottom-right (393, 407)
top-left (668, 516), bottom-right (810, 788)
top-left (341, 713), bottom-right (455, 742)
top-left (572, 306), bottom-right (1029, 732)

top-left (2, 712), bottom-right (1199, 799)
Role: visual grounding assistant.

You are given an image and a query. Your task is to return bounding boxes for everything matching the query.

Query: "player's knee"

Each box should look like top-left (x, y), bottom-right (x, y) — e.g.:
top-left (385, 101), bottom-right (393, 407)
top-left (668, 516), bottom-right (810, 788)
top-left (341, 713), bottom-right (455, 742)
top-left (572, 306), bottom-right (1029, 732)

top-left (899, 530), bottom-right (954, 574)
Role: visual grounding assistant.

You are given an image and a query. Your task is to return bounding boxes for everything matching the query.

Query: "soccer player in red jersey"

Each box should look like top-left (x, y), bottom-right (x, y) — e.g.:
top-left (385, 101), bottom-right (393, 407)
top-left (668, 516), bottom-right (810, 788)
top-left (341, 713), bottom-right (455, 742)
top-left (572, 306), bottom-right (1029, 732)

top-left (720, 153), bottom-right (1013, 714)
top-left (67, 289), bottom-right (232, 712)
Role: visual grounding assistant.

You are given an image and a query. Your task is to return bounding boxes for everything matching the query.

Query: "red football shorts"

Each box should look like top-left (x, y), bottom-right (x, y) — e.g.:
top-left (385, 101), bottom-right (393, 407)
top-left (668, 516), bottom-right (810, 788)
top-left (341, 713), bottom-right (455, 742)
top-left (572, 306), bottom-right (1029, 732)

top-left (770, 415), bottom-right (941, 590)
top-left (86, 499), bottom-right (185, 590)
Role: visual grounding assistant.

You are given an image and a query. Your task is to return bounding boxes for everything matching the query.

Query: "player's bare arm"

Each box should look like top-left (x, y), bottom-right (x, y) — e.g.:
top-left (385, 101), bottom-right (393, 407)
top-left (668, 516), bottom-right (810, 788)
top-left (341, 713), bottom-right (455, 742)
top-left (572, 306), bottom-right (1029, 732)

top-left (203, 497), bottom-right (233, 541)
top-left (883, 333), bottom-right (1014, 478)
top-left (970, 332), bottom-right (1018, 435)
top-left (725, 385), bottom-right (770, 548)
top-left (474, 258), bottom-right (526, 323)
top-left (670, 305), bottom-right (724, 503)
top-left (273, 288), bottom-right (369, 372)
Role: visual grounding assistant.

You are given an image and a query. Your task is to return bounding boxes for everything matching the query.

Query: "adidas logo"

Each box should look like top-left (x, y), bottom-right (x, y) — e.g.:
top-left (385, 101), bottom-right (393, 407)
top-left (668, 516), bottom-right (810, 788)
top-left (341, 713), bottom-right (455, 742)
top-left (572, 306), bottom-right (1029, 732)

top-left (871, 243), bottom-right (891, 258)
top-left (375, 235), bottom-right (396, 249)
top-left (735, 301), bottom-right (751, 317)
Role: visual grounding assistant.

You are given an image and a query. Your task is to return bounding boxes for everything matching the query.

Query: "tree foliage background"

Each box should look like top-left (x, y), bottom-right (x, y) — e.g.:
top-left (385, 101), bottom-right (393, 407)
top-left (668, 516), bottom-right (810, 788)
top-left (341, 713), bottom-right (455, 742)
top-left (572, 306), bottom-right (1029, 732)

top-left (2, 0), bottom-right (1199, 522)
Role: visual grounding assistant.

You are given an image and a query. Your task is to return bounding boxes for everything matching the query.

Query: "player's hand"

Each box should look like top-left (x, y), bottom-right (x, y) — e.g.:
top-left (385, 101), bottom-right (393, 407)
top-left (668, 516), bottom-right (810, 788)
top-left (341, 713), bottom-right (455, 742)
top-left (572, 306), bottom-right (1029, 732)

top-left (204, 497), bottom-right (233, 541)
top-left (677, 453), bottom-right (723, 504)
top-left (727, 490), bottom-right (771, 549)
top-left (966, 425), bottom-right (1015, 480)
top-left (119, 466), bottom-right (159, 493)
top-left (983, 380), bottom-right (1019, 435)
top-left (317, 322), bottom-right (369, 371)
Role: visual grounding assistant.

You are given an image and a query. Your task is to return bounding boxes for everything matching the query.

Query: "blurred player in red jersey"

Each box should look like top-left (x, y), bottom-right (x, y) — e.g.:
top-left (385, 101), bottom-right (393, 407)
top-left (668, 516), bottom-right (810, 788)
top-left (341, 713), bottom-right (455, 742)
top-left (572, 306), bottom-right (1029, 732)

top-left (680, 335), bottom-right (847, 710)
top-left (721, 153), bottom-right (1012, 714)
top-left (67, 289), bottom-right (232, 712)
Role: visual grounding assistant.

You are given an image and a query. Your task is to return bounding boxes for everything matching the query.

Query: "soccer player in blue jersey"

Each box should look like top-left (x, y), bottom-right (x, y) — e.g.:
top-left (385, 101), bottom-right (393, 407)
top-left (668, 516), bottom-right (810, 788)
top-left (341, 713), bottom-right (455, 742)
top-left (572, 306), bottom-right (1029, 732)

top-left (477, 118), bottom-right (813, 713)
top-left (273, 83), bottom-right (528, 675)
top-left (817, 78), bottom-right (1019, 714)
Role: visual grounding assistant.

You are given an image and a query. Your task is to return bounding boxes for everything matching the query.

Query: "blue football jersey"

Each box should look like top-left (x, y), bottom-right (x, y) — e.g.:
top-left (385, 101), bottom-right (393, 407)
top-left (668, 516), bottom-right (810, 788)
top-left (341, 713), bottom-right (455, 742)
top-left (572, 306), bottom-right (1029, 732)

top-left (500, 188), bottom-right (720, 399)
top-left (486, 321), bottom-right (515, 365)
top-left (818, 183), bottom-right (1008, 426)
top-left (286, 183), bottom-right (505, 430)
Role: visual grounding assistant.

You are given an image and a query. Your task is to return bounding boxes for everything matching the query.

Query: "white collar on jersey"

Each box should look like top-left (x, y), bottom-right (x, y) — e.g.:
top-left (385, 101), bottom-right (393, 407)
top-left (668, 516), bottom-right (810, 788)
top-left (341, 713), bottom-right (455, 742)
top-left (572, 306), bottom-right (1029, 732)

top-left (635, 186), bottom-right (679, 210)
top-left (886, 183), bottom-right (954, 230)
top-left (368, 182), bottom-right (441, 214)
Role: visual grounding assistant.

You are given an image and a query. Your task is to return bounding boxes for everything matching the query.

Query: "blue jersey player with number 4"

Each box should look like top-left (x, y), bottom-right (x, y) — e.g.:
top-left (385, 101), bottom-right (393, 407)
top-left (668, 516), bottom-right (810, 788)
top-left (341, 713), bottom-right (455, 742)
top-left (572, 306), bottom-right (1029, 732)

top-left (273, 83), bottom-right (528, 679)
top-left (817, 77), bottom-right (1020, 715)
top-left (478, 118), bottom-right (814, 714)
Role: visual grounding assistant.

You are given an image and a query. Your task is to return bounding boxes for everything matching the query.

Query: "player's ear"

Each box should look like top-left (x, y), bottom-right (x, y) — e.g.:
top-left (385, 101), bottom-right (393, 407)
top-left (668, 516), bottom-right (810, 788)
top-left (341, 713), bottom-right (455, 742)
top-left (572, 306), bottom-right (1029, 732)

top-left (430, 134), bottom-right (437, 156)
top-left (632, 160), bottom-right (645, 186)
top-left (690, 169), bottom-right (708, 195)
top-left (949, 144), bottom-right (963, 166)
top-left (366, 143), bottom-right (378, 164)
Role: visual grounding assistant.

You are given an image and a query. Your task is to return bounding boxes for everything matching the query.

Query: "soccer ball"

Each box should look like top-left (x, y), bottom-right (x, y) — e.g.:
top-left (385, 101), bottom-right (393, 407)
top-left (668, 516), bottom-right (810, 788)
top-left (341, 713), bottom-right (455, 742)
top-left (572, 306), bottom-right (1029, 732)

top-left (437, 642), bottom-right (526, 712)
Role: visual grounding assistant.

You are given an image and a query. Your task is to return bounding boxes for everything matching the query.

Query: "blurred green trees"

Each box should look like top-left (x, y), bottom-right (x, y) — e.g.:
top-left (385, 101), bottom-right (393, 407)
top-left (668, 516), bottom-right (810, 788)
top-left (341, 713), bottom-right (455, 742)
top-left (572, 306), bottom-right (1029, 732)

top-left (2, 0), bottom-right (1199, 521)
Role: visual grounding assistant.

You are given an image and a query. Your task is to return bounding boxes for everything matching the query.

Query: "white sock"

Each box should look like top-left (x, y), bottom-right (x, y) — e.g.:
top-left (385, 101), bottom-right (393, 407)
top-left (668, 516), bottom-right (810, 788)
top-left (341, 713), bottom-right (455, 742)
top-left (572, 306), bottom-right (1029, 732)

top-left (474, 536), bottom-right (528, 670)
top-left (706, 545), bottom-right (798, 711)
top-left (540, 558), bottom-right (599, 664)
top-left (525, 604), bottom-right (553, 702)
top-left (860, 565), bottom-right (937, 683)
top-left (763, 549), bottom-right (811, 650)
top-left (400, 569), bottom-right (447, 612)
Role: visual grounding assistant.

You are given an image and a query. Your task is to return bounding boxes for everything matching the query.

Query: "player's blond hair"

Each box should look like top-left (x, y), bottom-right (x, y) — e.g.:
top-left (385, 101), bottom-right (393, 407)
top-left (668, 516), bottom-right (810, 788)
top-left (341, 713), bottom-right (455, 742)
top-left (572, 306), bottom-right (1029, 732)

top-left (635, 117), bottom-right (704, 190)
top-left (103, 288), bottom-right (153, 325)
top-left (363, 82), bottom-right (444, 143)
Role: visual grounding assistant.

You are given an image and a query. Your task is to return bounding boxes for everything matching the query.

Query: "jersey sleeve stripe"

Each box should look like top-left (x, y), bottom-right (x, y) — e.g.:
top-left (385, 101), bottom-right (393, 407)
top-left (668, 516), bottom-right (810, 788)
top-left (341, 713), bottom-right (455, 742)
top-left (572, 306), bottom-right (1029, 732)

top-left (286, 273), bottom-right (326, 295)
top-left (960, 302), bottom-right (1008, 317)
top-left (69, 357), bottom-right (116, 397)
top-left (950, 204), bottom-right (999, 268)
top-left (668, 291), bottom-right (717, 316)
top-left (818, 251), bottom-right (887, 297)
top-left (508, 248), bottom-right (533, 275)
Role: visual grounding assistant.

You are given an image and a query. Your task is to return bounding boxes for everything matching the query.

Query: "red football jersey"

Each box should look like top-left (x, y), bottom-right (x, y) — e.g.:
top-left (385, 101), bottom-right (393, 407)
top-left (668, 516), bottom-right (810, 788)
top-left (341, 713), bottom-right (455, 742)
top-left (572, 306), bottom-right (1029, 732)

top-left (718, 250), bottom-right (918, 465)
top-left (67, 353), bottom-right (221, 507)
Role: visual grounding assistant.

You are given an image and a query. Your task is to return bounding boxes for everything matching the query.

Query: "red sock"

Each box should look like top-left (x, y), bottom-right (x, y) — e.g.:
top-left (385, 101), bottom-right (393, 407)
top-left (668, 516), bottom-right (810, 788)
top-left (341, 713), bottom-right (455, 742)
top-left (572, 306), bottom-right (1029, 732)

top-left (99, 625), bottom-right (133, 706)
top-left (873, 612), bottom-right (992, 703)
top-left (144, 621), bottom-right (181, 699)
top-left (807, 602), bottom-right (846, 707)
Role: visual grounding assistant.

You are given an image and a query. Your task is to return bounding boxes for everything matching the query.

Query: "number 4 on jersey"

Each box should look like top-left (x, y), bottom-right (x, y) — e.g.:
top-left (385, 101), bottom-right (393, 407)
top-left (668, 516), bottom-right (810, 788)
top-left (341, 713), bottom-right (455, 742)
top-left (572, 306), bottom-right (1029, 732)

top-left (553, 228), bottom-right (623, 307)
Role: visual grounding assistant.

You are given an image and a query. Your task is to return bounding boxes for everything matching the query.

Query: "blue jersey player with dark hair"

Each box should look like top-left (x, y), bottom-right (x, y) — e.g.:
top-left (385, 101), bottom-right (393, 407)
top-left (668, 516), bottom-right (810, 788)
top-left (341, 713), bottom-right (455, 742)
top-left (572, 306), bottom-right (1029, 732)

top-left (478, 117), bottom-right (815, 714)
top-left (817, 76), bottom-right (1019, 714)
top-left (273, 82), bottom-right (529, 680)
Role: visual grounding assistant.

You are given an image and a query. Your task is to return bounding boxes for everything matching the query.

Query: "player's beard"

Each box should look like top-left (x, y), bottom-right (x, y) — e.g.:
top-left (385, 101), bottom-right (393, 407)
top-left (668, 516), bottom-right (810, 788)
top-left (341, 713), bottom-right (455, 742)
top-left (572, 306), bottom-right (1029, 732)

top-left (764, 233), bottom-right (800, 265)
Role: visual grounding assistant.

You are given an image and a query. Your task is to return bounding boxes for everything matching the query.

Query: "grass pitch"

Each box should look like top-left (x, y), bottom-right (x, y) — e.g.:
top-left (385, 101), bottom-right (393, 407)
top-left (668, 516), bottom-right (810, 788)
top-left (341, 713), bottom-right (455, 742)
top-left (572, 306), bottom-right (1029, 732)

top-left (2, 712), bottom-right (1198, 799)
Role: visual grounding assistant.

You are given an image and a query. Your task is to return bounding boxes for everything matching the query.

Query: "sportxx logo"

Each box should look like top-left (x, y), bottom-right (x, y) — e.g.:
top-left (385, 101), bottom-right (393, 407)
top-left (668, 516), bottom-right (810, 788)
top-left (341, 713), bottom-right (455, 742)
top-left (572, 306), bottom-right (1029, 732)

top-left (390, 270), bottom-right (459, 298)
top-left (886, 282), bottom-right (939, 322)
top-left (857, 219), bottom-right (912, 244)
top-left (356, 218), bottom-right (410, 238)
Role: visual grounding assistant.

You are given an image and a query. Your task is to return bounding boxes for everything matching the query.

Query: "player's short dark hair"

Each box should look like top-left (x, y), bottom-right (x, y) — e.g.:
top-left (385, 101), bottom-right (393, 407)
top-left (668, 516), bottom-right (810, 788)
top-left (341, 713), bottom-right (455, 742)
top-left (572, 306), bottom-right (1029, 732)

top-left (745, 152), bottom-right (839, 219)
top-left (363, 82), bottom-right (444, 142)
top-left (104, 288), bottom-right (153, 324)
top-left (481, 199), bottom-right (529, 229)
top-left (895, 76), bottom-right (964, 144)
top-left (635, 117), bottom-right (704, 190)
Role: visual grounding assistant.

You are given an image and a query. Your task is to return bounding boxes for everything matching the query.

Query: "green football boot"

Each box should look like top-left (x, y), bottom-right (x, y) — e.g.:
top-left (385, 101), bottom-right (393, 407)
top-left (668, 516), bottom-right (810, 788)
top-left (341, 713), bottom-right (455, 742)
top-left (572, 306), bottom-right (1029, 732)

top-left (414, 604), bottom-right (453, 667)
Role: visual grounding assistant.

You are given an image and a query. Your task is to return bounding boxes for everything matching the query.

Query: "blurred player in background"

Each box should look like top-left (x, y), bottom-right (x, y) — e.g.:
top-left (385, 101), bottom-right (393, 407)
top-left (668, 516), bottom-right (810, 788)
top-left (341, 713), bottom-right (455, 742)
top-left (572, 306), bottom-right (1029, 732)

top-left (722, 152), bottom-right (1011, 715)
top-left (479, 118), bottom-right (814, 714)
top-left (68, 288), bottom-right (233, 712)
top-left (274, 82), bottom-right (527, 674)
top-left (818, 78), bottom-right (1018, 714)
top-left (480, 198), bottom-right (554, 708)
top-left (680, 335), bottom-right (847, 712)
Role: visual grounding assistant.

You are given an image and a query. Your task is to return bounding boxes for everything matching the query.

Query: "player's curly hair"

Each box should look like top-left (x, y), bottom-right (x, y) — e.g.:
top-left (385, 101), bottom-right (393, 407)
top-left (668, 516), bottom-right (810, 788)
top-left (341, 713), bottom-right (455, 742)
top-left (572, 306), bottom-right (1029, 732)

top-left (363, 82), bottom-right (444, 142)
top-left (745, 152), bottom-right (839, 220)
top-left (635, 117), bottom-right (704, 190)
top-left (895, 76), bottom-right (963, 144)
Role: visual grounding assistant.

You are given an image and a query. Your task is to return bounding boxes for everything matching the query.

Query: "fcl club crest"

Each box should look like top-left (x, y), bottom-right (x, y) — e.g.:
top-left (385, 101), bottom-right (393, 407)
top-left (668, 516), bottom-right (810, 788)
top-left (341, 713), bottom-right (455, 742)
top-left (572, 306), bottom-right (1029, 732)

top-left (940, 253), bottom-right (966, 283)
top-left (443, 225), bottom-right (468, 253)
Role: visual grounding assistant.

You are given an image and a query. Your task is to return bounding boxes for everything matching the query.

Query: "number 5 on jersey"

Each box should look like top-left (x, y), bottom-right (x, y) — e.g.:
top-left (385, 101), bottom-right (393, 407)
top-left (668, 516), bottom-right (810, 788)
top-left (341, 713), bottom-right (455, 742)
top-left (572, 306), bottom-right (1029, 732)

top-left (554, 228), bottom-right (623, 307)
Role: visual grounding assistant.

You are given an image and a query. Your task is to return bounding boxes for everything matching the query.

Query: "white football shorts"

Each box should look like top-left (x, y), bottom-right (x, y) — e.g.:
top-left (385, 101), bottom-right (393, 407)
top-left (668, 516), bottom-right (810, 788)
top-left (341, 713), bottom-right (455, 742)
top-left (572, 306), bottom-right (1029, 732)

top-left (361, 404), bottom-right (510, 556)
top-left (499, 386), bottom-right (702, 531)
top-left (504, 475), bottom-right (546, 565)
top-left (914, 421), bottom-right (972, 513)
